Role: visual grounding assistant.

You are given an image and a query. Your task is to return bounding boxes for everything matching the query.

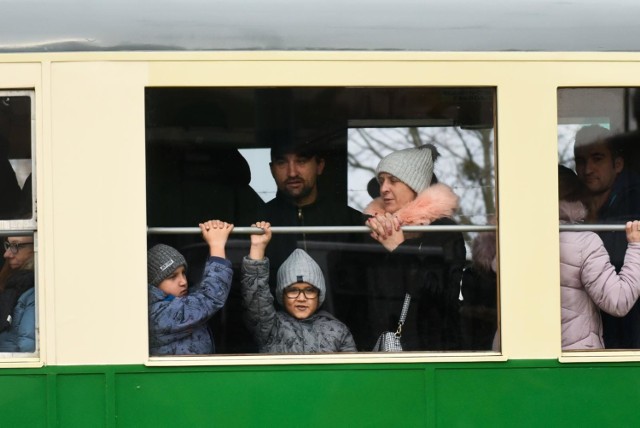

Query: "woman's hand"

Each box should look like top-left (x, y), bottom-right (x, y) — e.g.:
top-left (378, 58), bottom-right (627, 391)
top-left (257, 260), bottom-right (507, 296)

top-left (366, 212), bottom-right (404, 251)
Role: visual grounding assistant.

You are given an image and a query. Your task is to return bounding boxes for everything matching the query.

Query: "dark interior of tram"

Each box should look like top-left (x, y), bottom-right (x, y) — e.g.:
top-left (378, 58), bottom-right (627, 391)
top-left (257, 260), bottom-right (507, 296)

top-left (144, 87), bottom-right (495, 227)
top-left (144, 87), bottom-right (497, 353)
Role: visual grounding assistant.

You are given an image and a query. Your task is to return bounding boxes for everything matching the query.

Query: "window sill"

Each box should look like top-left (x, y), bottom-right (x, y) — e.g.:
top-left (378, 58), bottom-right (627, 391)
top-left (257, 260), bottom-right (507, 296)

top-left (146, 351), bottom-right (507, 367)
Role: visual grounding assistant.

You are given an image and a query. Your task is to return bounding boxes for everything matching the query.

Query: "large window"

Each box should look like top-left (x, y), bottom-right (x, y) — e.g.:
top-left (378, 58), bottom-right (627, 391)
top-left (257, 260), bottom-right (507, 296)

top-left (0, 90), bottom-right (37, 357)
top-left (558, 87), bottom-right (640, 351)
top-left (145, 87), bottom-right (497, 356)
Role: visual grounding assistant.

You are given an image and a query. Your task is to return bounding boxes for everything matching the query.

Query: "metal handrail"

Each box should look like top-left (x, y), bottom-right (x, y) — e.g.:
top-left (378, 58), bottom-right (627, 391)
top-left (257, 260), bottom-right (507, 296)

top-left (147, 225), bottom-right (498, 235)
top-left (3, 224), bottom-right (630, 236)
top-left (560, 224), bottom-right (630, 232)
top-left (148, 224), bottom-right (634, 235)
top-left (0, 229), bottom-right (36, 237)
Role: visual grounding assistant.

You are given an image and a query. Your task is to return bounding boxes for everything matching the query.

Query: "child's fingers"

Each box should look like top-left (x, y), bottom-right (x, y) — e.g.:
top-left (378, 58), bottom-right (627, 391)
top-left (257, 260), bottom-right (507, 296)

top-left (251, 221), bottom-right (270, 236)
top-left (199, 220), bottom-right (235, 233)
top-left (201, 219), bottom-right (223, 231)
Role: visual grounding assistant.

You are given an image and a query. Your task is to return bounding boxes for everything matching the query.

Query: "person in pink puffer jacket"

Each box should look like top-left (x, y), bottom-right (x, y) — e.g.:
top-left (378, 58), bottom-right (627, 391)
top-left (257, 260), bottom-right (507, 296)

top-left (559, 165), bottom-right (640, 350)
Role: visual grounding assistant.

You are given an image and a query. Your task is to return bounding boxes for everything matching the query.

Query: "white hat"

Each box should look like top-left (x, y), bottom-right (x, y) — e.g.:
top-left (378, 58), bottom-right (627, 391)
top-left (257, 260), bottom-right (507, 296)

top-left (376, 145), bottom-right (436, 193)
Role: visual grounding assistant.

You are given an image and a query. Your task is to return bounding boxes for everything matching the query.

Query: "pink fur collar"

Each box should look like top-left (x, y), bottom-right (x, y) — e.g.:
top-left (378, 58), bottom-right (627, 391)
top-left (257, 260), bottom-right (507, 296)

top-left (364, 183), bottom-right (459, 225)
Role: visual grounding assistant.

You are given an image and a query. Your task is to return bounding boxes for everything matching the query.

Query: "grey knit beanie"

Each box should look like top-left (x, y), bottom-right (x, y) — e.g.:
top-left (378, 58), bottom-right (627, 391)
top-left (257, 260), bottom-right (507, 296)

top-left (147, 244), bottom-right (187, 286)
top-left (276, 249), bottom-right (326, 306)
top-left (376, 144), bottom-right (436, 194)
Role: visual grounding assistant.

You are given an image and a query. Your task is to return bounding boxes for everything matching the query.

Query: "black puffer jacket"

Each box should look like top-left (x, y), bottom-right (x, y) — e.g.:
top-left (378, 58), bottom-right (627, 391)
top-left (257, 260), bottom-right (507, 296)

top-left (343, 183), bottom-right (466, 351)
top-left (258, 187), bottom-right (364, 273)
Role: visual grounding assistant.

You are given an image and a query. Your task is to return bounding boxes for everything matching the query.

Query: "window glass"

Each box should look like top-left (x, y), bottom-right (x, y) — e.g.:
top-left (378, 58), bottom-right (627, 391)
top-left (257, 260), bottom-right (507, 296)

top-left (0, 91), bottom-right (37, 357)
top-left (0, 93), bottom-right (33, 221)
top-left (558, 87), bottom-right (640, 351)
top-left (145, 87), bottom-right (497, 356)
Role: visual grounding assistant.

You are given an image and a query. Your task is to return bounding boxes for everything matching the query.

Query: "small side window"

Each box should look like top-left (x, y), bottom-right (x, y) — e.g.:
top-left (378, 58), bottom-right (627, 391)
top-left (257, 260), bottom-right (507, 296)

top-left (0, 90), bottom-right (38, 357)
top-left (558, 87), bottom-right (640, 351)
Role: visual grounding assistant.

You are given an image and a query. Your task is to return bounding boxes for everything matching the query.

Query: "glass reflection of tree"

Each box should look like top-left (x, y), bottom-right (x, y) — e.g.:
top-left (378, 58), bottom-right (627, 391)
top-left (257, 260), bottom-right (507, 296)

top-left (348, 126), bottom-right (495, 227)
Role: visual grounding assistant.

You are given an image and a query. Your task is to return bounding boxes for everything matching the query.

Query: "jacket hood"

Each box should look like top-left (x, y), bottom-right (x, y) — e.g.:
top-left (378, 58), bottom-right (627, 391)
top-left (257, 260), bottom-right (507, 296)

top-left (559, 200), bottom-right (587, 224)
top-left (363, 182), bottom-right (458, 225)
top-left (148, 284), bottom-right (170, 303)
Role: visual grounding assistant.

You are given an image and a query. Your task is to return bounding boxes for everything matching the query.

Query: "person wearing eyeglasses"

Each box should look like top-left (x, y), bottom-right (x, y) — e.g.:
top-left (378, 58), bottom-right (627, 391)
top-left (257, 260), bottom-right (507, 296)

top-left (0, 236), bottom-right (35, 352)
top-left (241, 221), bottom-right (356, 353)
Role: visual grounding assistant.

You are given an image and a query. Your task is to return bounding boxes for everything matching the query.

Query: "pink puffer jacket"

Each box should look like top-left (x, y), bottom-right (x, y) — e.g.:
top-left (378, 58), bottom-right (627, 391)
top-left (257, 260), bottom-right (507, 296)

top-left (560, 201), bottom-right (640, 350)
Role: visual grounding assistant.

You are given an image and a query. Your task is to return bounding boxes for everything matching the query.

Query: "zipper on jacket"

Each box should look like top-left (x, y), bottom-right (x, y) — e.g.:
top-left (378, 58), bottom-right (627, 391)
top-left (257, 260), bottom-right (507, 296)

top-left (298, 207), bottom-right (308, 252)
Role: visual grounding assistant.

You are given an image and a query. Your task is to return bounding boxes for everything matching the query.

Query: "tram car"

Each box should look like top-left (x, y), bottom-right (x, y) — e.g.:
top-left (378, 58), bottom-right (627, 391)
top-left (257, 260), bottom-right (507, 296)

top-left (2, 0), bottom-right (640, 426)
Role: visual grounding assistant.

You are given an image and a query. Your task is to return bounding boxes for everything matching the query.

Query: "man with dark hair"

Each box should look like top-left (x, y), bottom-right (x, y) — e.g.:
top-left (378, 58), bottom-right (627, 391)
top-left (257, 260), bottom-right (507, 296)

top-left (268, 143), bottom-right (328, 214)
top-left (258, 137), bottom-right (363, 312)
top-left (574, 124), bottom-right (640, 348)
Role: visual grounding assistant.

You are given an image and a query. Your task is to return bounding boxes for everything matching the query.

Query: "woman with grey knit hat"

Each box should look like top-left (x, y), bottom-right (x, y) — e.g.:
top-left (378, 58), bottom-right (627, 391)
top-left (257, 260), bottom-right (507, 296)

top-left (240, 221), bottom-right (356, 353)
top-left (353, 144), bottom-right (466, 351)
top-left (147, 220), bottom-right (234, 356)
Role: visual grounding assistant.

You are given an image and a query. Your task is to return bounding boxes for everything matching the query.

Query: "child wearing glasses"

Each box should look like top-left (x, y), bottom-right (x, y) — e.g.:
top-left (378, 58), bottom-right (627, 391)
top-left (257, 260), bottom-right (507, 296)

top-left (0, 236), bottom-right (36, 352)
top-left (241, 221), bottom-right (356, 353)
top-left (147, 220), bottom-right (234, 355)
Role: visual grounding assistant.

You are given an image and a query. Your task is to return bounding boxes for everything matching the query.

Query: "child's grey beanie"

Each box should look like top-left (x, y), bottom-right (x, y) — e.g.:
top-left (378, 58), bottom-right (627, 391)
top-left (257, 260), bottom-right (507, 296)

top-left (376, 145), bottom-right (435, 194)
top-left (147, 244), bottom-right (187, 286)
top-left (276, 249), bottom-right (326, 306)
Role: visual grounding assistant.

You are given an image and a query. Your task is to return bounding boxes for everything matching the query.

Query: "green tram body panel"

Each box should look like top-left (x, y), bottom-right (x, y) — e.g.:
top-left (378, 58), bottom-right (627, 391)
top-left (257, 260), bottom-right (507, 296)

top-left (1, 360), bottom-right (639, 427)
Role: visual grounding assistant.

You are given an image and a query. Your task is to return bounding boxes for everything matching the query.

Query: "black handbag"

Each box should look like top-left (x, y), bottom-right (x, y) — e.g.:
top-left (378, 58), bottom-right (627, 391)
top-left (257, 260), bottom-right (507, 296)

top-left (372, 293), bottom-right (411, 352)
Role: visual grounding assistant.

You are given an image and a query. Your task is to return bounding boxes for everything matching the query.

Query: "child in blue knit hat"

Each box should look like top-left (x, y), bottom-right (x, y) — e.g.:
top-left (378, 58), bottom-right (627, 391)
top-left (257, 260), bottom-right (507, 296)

top-left (147, 220), bottom-right (234, 356)
top-left (240, 221), bottom-right (356, 353)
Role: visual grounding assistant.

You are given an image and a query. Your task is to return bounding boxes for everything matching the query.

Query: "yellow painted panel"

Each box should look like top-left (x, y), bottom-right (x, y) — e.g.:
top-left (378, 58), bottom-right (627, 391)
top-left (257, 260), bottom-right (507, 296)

top-left (0, 62), bottom-right (41, 87)
top-left (4, 52), bottom-right (639, 365)
top-left (49, 62), bottom-right (149, 364)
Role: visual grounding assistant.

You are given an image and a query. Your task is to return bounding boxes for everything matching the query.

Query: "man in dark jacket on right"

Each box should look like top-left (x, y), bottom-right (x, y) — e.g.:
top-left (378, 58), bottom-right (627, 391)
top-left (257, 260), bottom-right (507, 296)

top-left (574, 125), bottom-right (640, 349)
